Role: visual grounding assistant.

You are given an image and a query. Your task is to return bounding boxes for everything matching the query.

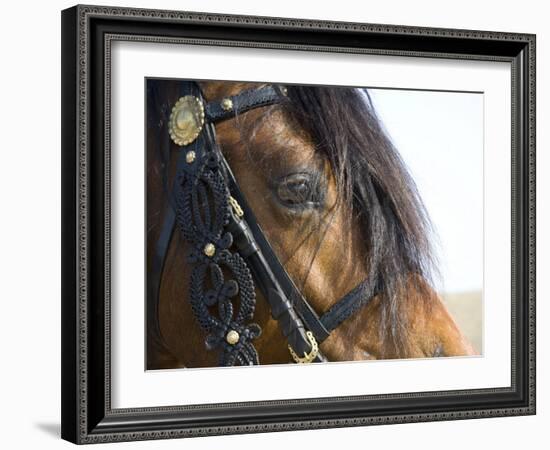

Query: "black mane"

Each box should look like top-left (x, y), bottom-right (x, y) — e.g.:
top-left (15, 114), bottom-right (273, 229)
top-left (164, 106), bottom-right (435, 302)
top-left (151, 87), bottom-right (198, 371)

top-left (281, 85), bottom-right (437, 356)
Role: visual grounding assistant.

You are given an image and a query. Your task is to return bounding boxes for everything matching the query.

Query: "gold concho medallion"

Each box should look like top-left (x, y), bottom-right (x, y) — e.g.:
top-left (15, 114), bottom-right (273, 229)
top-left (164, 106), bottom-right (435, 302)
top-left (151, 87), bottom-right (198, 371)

top-left (168, 96), bottom-right (205, 146)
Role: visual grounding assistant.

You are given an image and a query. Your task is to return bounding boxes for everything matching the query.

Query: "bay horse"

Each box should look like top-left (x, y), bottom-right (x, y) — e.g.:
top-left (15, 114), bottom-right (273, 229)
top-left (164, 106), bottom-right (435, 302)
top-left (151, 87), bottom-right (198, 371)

top-left (146, 79), bottom-right (476, 369)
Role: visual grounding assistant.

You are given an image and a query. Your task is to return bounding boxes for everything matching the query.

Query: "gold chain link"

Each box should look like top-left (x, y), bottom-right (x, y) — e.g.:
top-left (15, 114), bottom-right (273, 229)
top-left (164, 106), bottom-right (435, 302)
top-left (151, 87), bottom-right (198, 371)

top-left (288, 331), bottom-right (319, 364)
top-left (229, 195), bottom-right (244, 218)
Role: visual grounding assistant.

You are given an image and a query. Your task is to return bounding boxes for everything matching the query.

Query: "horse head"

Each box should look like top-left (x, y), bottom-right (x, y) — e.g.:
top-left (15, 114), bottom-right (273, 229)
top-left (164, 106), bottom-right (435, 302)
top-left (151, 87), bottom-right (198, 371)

top-left (147, 80), bottom-right (475, 368)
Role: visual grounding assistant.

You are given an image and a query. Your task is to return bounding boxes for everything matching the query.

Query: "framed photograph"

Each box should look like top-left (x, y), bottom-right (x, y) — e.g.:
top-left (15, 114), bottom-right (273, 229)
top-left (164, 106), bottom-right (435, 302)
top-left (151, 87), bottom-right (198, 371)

top-left (61, 4), bottom-right (536, 444)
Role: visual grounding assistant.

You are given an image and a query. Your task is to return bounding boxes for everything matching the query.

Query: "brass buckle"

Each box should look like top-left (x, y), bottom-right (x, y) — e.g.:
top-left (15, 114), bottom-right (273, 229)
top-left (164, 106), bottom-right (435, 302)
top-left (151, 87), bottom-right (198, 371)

top-left (288, 331), bottom-right (319, 364)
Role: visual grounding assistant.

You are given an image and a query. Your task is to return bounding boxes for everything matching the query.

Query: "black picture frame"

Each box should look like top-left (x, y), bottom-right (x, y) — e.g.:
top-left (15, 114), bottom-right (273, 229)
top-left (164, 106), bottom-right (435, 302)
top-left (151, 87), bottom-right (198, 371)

top-left (61, 4), bottom-right (536, 444)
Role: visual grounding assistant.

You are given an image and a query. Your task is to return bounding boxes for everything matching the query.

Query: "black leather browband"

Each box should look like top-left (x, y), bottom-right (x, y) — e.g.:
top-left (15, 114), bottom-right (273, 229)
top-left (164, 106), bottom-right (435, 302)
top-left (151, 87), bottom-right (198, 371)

top-left (206, 85), bottom-right (282, 122)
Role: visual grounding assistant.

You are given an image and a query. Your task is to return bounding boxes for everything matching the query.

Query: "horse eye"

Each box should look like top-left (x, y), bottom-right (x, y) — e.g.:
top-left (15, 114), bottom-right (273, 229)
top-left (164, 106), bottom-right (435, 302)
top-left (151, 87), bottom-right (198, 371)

top-left (276, 173), bottom-right (323, 209)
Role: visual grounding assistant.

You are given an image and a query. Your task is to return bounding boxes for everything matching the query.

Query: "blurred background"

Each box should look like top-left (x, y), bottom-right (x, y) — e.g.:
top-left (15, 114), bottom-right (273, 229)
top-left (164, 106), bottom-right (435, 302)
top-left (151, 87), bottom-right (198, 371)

top-left (369, 89), bottom-right (483, 353)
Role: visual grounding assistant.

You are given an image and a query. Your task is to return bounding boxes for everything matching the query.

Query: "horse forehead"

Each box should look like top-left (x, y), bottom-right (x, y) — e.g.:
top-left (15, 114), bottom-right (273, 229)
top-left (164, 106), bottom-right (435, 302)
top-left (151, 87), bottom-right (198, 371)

top-left (217, 108), bottom-right (317, 168)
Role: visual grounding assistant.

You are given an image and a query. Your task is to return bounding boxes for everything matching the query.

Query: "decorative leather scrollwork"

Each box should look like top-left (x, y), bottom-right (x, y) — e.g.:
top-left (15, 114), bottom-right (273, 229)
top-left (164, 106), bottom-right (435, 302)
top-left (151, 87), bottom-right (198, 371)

top-left (173, 127), bottom-right (261, 366)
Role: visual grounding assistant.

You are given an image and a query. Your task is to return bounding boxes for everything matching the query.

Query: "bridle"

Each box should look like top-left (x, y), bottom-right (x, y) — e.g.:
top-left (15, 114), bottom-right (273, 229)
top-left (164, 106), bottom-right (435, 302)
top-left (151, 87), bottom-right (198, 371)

top-left (151, 81), bottom-right (378, 366)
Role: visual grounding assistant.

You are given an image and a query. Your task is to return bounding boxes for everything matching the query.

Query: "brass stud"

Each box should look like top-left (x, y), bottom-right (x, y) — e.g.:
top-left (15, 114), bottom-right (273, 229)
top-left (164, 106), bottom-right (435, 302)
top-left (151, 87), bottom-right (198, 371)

top-left (221, 98), bottom-right (233, 111)
top-left (203, 243), bottom-right (216, 257)
top-left (186, 151), bottom-right (196, 164)
top-left (226, 330), bottom-right (240, 345)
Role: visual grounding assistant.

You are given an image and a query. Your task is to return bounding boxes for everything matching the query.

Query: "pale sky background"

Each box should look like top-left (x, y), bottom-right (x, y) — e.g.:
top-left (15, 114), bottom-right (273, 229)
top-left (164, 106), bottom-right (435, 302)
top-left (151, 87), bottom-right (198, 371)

top-left (368, 88), bottom-right (483, 294)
